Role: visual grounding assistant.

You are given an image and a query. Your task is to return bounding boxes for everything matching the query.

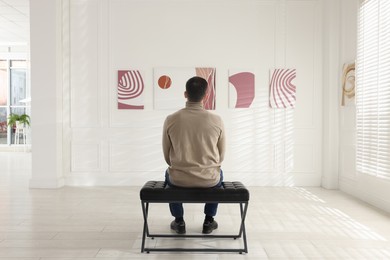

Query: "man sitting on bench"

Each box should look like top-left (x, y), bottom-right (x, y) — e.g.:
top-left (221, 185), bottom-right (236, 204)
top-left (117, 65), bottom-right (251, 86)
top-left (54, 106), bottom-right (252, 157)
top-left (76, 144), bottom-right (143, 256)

top-left (162, 76), bottom-right (226, 235)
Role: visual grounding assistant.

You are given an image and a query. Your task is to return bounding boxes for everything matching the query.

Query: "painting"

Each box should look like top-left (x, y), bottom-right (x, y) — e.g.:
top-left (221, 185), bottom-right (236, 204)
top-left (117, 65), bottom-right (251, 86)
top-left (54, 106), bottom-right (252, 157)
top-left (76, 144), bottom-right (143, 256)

top-left (341, 62), bottom-right (355, 106)
top-left (269, 68), bottom-right (297, 109)
top-left (117, 70), bottom-right (145, 109)
top-left (154, 67), bottom-right (216, 110)
top-left (228, 70), bottom-right (255, 108)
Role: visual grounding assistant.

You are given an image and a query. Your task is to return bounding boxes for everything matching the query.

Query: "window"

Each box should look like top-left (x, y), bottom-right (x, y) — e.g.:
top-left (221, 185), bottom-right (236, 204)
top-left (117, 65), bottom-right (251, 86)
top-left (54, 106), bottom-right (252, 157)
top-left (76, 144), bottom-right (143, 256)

top-left (356, 0), bottom-right (390, 179)
top-left (0, 59), bottom-right (29, 145)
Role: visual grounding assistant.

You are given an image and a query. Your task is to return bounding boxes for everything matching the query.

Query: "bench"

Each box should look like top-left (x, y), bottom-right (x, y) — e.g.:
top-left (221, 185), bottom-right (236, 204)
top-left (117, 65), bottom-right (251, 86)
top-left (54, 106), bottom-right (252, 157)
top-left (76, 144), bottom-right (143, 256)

top-left (139, 181), bottom-right (250, 253)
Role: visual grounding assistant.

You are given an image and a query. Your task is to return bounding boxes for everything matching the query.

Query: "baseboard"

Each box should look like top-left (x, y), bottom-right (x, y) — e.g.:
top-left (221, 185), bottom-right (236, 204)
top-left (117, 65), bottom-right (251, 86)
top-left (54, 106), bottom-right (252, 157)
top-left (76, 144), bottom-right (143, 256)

top-left (64, 171), bottom-right (322, 187)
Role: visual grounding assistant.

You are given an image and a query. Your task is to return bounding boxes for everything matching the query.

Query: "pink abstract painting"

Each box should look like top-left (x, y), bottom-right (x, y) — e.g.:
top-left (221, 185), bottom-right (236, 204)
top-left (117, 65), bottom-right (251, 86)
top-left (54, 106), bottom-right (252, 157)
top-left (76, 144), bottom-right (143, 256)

top-left (229, 70), bottom-right (255, 108)
top-left (269, 68), bottom-right (296, 108)
top-left (117, 70), bottom-right (144, 109)
top-left (195, 68), bottom-right (216, 110)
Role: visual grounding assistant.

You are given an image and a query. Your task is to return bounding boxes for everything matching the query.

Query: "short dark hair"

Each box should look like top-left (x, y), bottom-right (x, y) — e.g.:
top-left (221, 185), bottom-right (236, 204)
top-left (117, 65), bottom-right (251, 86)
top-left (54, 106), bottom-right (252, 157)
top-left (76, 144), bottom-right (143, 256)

top-left (186, 76), bottom-right (208, 102)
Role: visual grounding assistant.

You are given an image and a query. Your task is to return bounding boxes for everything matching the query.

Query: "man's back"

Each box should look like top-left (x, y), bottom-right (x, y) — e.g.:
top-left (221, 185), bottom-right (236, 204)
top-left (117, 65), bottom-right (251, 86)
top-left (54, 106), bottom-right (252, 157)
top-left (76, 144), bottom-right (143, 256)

top-left (162, 102), bottom-right (225, 188)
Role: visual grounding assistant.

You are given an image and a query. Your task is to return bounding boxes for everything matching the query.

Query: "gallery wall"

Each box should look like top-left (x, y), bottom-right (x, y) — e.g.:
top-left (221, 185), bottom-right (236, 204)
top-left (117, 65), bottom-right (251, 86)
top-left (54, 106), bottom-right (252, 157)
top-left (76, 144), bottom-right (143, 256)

top-left (64, 0), bottom-right (323, 186)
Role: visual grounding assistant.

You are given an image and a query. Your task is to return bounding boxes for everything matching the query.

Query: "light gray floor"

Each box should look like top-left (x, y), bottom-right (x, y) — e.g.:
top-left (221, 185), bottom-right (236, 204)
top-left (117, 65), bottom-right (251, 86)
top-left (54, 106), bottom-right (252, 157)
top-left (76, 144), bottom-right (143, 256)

top-left (1, 152), bottom-right (390, 259)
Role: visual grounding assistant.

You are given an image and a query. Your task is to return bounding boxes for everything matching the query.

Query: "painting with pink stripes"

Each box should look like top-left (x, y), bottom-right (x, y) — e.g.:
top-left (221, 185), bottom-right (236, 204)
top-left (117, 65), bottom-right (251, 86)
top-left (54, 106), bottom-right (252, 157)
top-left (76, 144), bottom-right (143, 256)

top-left (269, 68), bottom-right (297, 108)
top-left (117, 70), bottom-right (145, 109)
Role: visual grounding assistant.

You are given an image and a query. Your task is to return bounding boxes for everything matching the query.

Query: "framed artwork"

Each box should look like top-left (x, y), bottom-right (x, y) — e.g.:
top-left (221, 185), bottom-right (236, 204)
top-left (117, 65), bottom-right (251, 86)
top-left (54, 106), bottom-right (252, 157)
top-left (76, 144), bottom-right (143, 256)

top-left (228, 70), bottom-right (255, 108)
top-left (117, 70), bottom-right (145, 109)
top-left (341, 62), bottom-right (355, 106)
top-left (269, 68), bottom-right (296, 109)
top-left (154, 67), bottom-right (216, 110)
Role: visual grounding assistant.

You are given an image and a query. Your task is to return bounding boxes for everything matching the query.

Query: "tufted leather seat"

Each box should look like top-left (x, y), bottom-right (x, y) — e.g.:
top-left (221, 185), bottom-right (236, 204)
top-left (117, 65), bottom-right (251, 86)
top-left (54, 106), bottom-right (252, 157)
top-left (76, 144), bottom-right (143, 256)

top-left (140, 181), bottom-right (249, 202)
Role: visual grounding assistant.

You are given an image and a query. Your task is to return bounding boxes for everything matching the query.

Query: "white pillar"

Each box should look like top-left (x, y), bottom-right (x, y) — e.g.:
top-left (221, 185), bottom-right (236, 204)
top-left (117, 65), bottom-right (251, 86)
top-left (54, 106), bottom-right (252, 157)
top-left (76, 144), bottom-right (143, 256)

top-left (30, 0), bottom-right (64, 188)
top-left (321, 0), bottom-right (340, 189)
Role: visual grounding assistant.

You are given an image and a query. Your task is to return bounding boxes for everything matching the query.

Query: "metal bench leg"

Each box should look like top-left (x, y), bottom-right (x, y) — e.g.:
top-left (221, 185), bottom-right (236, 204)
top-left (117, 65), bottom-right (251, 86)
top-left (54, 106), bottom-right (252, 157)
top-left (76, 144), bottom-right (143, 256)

top-left (239, 202), bottom-right (249, 253)
top-left (140, 201), bottom-right (149, 253)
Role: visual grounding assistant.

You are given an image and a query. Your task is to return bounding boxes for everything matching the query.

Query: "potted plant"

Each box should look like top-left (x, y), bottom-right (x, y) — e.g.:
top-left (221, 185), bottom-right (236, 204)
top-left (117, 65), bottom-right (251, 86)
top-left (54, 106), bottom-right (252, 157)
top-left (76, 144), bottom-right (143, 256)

top-left (7, 113), bottom-right (31, 129)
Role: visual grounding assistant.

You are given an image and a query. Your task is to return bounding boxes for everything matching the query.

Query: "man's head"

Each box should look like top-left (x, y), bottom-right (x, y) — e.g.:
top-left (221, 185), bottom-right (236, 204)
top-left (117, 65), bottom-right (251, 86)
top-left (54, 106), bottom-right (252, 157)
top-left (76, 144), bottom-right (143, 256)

top-left (185, 76), bottom-right (208, 102)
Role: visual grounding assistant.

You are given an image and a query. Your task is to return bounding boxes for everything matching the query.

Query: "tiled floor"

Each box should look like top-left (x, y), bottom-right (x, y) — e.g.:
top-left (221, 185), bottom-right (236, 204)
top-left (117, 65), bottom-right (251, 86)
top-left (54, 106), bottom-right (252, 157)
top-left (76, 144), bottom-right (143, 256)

top-left (1, 152), bottom-right (390, 259)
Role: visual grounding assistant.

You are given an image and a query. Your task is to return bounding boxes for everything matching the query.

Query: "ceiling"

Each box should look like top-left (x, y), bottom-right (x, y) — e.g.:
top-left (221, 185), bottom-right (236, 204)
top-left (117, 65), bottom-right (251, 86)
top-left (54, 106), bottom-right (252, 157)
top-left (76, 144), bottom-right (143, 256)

top-left (0, 0), bottom-right (29, 45)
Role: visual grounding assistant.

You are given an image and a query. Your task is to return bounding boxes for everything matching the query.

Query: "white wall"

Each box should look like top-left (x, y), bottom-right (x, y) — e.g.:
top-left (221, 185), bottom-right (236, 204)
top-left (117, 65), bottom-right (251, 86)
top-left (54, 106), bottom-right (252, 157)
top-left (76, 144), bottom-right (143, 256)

top-left (338, 0), bottom-right (390, 213)
top-left (29, 0), bottom-right (390, 212)
top-left (322, 0), bottom-right (340, 189)
top-left (30, 0), bottom-right (64, 188)
top-left (62, 0), bottom-right (323, 186)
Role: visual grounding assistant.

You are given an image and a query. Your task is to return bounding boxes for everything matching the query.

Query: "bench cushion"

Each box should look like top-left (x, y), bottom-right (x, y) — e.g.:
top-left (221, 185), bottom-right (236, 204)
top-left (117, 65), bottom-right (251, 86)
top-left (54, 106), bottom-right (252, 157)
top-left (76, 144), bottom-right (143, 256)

top-left (140, 181), bottom-right (249, 202)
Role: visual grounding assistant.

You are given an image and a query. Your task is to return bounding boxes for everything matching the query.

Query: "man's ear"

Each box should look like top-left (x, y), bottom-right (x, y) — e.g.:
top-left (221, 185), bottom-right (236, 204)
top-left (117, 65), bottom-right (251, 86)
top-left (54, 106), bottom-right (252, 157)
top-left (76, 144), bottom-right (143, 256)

top-left (184, 91), bottom-right (188, 98)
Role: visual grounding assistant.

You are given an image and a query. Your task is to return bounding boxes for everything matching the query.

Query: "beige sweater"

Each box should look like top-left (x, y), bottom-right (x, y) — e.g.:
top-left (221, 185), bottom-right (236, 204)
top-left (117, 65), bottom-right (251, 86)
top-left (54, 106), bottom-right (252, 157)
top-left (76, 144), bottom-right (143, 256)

top-left (162, 102), bottom-right (226, 187)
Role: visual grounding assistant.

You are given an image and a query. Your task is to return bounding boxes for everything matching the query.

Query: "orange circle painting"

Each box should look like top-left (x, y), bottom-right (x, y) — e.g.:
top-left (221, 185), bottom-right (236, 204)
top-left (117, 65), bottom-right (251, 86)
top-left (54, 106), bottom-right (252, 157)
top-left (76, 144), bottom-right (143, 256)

top-left (158, 75), bottom-right (172, 89)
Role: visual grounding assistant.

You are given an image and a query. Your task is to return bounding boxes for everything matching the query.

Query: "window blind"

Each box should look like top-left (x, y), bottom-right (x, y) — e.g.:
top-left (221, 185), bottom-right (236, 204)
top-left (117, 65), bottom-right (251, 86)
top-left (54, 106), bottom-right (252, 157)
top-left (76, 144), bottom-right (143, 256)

top-left (357, 0), bottom-right (390, 179)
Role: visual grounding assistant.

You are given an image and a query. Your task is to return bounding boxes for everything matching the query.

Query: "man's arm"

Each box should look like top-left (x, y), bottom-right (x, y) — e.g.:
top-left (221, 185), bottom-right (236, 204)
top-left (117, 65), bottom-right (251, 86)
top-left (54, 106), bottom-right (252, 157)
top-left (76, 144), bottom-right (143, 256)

top-left (217, 119), bottom-right (226, 163)
top-left (162, 118), bottom-right (171, 166)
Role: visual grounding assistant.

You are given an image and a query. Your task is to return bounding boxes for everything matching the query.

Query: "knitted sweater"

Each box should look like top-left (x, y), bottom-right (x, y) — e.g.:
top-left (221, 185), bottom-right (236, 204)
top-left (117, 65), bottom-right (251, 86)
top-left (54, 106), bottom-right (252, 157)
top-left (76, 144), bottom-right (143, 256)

top-left (162, 101), bottom-right (226, 187)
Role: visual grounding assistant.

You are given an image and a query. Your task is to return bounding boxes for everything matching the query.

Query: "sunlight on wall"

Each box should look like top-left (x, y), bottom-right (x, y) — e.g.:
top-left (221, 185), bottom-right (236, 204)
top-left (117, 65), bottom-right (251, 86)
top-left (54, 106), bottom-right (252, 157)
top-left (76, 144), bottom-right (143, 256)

top-left (230, 106), bottom-right (295, 186)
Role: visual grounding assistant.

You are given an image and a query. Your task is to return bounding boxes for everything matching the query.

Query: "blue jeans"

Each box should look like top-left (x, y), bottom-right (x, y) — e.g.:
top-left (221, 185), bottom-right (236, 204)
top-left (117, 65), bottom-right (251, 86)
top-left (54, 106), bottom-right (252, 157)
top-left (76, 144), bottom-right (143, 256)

top-left (165, 170), bottom-right (223, 218)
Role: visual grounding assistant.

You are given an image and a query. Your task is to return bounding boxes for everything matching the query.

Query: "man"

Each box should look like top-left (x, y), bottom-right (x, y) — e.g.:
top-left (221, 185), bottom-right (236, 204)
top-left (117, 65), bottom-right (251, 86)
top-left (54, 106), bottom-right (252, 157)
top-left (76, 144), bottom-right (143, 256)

top-left (162, 76), bottom-right (226, 235)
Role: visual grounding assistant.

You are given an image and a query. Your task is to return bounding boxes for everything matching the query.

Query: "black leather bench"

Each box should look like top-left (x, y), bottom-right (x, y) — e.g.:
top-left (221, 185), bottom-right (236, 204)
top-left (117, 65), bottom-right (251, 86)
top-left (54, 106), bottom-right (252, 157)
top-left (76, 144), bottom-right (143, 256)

top-left (139, 181), bottom-right (250, 253)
